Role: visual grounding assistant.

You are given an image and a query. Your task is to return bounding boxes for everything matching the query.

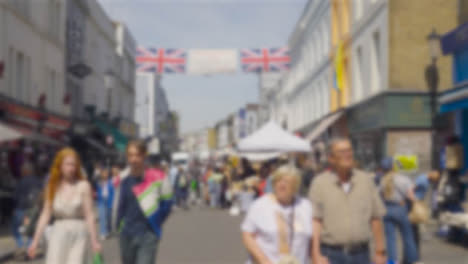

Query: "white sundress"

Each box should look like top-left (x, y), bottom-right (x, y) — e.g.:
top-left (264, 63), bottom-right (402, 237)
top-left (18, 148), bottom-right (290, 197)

top-left (46, 181), bottom-right (90, 264)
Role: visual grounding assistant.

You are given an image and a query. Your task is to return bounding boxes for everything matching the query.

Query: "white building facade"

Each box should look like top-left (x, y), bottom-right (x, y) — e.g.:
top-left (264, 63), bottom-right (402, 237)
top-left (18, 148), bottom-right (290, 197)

top-left (258, 72), bottom-right (283, 125)
top-left (82, 0), bottom-right (117, 117)
top-left (135, 73), bottom-right (170, 139)
top-left (350, 0), bottom-right (388, 104)
top-left (0, 0), bottom-right (68, 115)
top-left (282, 0), bottom-right (332, 132)
top-left (113, 22), bottom-right (137, 136)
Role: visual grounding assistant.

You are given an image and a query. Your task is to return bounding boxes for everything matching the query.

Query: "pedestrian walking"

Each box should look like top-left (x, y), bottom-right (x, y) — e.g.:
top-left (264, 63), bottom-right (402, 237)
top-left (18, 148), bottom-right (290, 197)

top-left (379, 157), bottom-right (420, 264)
top-left (111, 164), bottom-right (129, 233)
top-left (208, 166), bottom-right (223, 208)
top-left (96, 167), bottom-right (114, 240)
top-left (11, 163), bottom-right (41, 257)
top-left (0, 153), bottom-right (16, 225)
top-left (242, 165), bottom-right (313, 264)
top-left (28, 147), bottom-right (101, 263)
top-left (238, 183), bottom-right (255, 214)
top-left (175, 166), bottom-right (189, 209)
top-left (412, 170), bottom-right (440, 251)
top-left (117, 140), bottom-right (173, 264)
top-left (309, 138), bottom-right (387, 264)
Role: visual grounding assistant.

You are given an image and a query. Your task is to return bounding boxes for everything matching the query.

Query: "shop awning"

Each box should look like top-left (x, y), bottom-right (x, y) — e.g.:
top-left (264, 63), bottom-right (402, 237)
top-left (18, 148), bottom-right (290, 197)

top-left (307, 111), bottom-right (343, 141)
top-left (0, 122), bottom-right (23, 142)
top-left (95, 121), bottom-right (128, 152)
top-left (439, 82), bottom-right (468, 113)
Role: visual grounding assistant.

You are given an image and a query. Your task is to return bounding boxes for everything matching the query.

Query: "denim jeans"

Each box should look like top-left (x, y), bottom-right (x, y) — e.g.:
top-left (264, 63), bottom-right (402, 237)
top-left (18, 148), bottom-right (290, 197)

top-left (12, 209), bottom-right (26, 248)
top-left (321, 245), bottom-right (370, 264)
top-left (98, 204), bottom-right (110, 237)
top-left (120, 231), bottom-right (160, 264)
top-left (208, 181), bottom-right (220, 208)
top-left (384, 202), bottom-right (419, 264)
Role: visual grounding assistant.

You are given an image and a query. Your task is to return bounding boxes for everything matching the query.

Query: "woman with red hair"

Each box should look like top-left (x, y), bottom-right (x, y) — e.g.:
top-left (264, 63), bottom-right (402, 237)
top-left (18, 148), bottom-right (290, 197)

top-left (28, 148), bottom-right (101, 263)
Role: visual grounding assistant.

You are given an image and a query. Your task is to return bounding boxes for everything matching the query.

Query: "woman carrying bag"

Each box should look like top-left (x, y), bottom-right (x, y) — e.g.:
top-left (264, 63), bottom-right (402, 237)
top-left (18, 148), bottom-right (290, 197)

top-left (379, 157), bottom-right (420, 264)
top-left (241, 165), bottom-right (313, 264)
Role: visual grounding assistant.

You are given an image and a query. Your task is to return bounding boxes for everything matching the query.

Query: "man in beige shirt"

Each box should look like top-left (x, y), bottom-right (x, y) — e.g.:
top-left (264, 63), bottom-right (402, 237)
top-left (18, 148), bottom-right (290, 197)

top-left (309, 138), bottom-right (387, 264)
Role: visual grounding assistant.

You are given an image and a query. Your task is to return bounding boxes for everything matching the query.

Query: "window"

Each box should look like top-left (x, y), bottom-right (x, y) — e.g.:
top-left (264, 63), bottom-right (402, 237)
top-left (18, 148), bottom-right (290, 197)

top-left (10, 0), bottom-right (30, 18)
top-left (308, 87), bottom-right (313, 122)
top-left (25, 56), bottom-right (31, 103)
top-left (355, 46), bottom-right (365, 101)
top-left (323, 77), bottom-right (329, 114)
top-left (16, 52), bottom-right (24, 101)
top-left (307, 39), bottom-right (314, 71)
top-left (370, 31), bottom-right (382, 93)
top-left (47, 69), bottom-right (56, 111)
top-left (317, 81), bottom-right (323, 118)
top-left (322, 22), bottom-right (328, 58)
top-left (8, 47), bottom-right (14, 97)
top-left (55, 1), bottom-right (61, 41)
top-left (312, 86), bottom-right (317, 121)
top-left (354, 0), bottom-right (363, 21)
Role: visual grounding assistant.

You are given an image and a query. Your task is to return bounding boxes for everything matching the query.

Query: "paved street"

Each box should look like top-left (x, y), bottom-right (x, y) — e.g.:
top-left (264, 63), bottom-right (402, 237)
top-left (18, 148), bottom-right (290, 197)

top-left (2, 208), bottom-right (468, 264)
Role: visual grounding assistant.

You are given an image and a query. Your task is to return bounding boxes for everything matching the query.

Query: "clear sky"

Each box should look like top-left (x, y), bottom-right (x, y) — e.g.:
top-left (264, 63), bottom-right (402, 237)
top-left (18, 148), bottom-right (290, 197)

top-left (99, 0), bottom-right (307, 133)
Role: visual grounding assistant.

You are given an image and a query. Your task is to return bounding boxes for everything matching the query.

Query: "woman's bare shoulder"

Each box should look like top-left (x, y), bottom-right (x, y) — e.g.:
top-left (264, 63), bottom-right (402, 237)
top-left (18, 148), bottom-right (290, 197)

top-left (77, 180), bottom-right (92, 193)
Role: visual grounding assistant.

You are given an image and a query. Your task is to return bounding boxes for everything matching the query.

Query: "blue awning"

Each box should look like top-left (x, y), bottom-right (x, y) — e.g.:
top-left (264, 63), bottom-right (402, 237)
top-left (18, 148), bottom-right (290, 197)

top-left (440, 98), bottom-right (468, 113)
top-left (441, 22), bottom-right (468, 55)
top-left (439, 82), bottom-right (468, 113)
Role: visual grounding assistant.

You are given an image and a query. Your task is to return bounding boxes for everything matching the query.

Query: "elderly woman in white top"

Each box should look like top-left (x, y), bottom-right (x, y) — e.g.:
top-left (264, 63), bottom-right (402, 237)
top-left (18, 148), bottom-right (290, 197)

top-left (241, 165), bottom-right (313, 264)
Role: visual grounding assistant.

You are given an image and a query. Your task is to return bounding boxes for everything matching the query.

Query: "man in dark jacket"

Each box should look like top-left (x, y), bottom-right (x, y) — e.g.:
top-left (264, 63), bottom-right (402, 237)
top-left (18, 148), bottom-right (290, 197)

top-left (117, 141), bottom-right (172, 264)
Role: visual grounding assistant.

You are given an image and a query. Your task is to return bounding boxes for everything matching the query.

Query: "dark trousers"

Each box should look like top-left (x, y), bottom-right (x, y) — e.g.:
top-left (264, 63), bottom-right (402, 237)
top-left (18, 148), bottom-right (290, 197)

top-left (120, 231), bottom-right (159, 264)
top-left (321, 245), bottom-right (370, 264)
top-left (412, 223), bottom-right (420, 254)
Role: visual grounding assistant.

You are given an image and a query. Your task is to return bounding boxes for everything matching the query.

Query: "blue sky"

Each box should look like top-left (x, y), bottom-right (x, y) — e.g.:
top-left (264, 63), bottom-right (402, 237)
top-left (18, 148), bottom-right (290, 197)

top-left (99, 0), bottom-right (306, 133)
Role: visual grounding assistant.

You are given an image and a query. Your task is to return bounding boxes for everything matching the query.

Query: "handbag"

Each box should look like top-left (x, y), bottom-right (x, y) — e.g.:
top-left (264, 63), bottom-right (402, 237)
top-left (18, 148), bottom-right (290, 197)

top-left (278, 255), bottom-right (300, 264)
top-left (409, 200), bottom-right (430, 224)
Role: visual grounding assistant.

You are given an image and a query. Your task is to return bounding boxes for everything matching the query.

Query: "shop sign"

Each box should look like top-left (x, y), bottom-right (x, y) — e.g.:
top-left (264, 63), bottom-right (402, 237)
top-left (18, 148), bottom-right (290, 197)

top-left (394, 155), bottom-right (419, 171)
top-left (1, 99), bottom-right (71, 138)
top-left (386, 95), bottom-right (431, 128)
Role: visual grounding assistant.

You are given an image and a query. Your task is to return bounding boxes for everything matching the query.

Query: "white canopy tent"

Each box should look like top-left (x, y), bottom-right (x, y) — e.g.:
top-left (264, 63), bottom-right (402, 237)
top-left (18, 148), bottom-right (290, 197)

top-left (237, 121), bottom-right (311, 153)
top-left (238, 151), bottom-right (282, 161)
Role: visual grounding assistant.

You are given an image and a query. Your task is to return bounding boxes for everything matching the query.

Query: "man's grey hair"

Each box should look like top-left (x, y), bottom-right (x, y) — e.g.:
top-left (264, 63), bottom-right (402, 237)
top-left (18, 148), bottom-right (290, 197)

top-left (326, 137), bottom-right (352, 156)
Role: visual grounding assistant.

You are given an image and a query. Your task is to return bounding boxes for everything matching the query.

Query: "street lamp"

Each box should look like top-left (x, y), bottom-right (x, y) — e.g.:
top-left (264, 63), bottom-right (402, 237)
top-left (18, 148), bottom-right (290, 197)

top-left (425, 28), bottom-right (440, 170)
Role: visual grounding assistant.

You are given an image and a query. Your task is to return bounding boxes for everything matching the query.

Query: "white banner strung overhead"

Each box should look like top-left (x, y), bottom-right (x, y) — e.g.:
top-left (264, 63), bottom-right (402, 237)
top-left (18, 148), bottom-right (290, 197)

top-left (135, 47), bottom-right (290, 75)
top-left (187, 49), bottom-right (238, 75)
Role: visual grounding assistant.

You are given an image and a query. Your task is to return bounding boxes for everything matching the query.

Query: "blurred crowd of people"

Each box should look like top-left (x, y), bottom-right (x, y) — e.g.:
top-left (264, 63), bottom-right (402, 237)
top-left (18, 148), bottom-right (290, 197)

top-left (1, 136), bottom-right (467, 264)
top-left (236, 137), bottom-right (466, 264)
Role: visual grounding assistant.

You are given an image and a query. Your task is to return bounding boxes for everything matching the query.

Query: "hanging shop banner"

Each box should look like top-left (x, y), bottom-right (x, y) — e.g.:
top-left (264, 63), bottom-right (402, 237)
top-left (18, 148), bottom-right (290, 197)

top-left (187, 49), bottom-right (238, 75)
top-left (394, 154), bottom-right (419, 171)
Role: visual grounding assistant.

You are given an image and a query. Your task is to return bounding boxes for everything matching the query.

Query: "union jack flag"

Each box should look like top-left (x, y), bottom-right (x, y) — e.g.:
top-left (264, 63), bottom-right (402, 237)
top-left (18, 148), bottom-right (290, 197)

top-left (240, 47), bottom-right (290, 73)
top-left (136, 47), bottom-right (186, 74)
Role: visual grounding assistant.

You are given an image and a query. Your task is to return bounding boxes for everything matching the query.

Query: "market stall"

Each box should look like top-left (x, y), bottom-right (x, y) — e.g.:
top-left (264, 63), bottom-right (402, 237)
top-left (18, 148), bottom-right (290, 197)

top-left (237, 121), bottom-right (311, 153)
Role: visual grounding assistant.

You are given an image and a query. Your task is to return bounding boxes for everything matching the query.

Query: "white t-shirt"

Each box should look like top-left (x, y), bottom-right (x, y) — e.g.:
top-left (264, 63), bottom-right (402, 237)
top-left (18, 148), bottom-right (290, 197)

top-left (241, 195), bottom-right (313, 264)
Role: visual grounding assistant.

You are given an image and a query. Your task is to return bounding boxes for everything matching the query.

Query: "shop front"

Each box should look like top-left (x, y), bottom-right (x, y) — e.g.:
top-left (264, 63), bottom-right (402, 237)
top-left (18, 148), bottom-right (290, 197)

top-left (347, 92), bottom-right (432, 171)
top-left (0, 95), bottom-right (72, 177)
top-left (435, 22), bottom-right (468, 235)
